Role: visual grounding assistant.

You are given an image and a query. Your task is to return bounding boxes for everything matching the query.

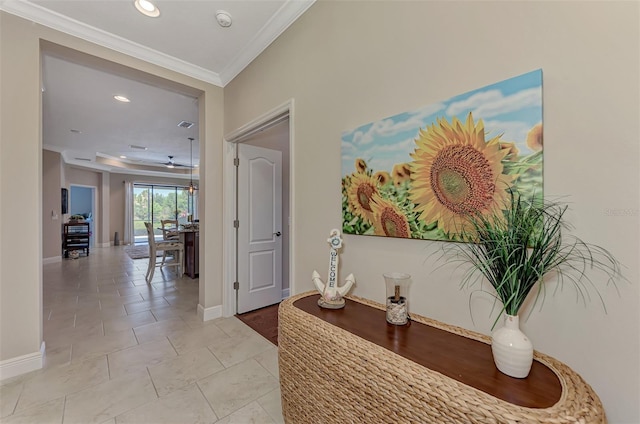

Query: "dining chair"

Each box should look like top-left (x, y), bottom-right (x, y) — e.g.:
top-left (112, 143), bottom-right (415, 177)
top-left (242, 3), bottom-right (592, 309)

top-left (160, 219), bottom-right (180, 266)
top-left (161, 219), bottom-right (179, 241)
top-left (144, 222), bottom-right (184, 283)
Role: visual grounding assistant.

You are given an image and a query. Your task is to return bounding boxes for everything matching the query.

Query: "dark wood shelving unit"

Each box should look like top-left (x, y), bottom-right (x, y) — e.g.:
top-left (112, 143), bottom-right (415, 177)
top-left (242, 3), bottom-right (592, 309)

top-left (62, 222), bottom-right (90, 258)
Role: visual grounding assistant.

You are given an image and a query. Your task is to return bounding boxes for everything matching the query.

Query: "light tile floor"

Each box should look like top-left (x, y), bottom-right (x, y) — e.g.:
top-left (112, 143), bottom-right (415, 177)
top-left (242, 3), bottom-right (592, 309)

top-left (0, 247), bottom-right (283, 424)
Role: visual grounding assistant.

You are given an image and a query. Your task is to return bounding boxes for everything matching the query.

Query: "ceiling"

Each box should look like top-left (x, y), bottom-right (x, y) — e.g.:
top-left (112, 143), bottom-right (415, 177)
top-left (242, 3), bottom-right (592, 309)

top-left (1, 0), bottom-right (311, 177)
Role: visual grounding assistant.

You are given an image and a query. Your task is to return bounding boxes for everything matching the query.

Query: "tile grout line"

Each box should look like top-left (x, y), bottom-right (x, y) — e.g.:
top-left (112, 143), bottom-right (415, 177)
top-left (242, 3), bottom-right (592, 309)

top-left (195, 380), bottom-right (219, 421)
top-left (146, 367), bottom-right (160, 399)
top-left (106, 354), bottom-right (112, 380)
top-left (61, 394), bottom-right (67, 424)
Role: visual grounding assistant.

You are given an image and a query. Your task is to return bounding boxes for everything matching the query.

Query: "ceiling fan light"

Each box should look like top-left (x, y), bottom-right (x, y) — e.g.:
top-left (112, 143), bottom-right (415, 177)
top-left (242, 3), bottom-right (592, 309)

top-left (134, 0), bottom-right (160, 17)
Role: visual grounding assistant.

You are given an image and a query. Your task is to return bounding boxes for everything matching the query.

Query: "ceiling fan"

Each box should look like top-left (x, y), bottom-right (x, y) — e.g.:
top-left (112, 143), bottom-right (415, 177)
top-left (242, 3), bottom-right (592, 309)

top-left (161, 155), bottom-right (190, 168)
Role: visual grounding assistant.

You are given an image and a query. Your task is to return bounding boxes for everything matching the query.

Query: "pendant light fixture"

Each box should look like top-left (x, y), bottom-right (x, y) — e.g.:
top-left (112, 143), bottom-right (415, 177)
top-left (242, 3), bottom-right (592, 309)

top-left (187, 138), bottom-right (197, 218)
top-left (188, 137), bottom-right (196, 195)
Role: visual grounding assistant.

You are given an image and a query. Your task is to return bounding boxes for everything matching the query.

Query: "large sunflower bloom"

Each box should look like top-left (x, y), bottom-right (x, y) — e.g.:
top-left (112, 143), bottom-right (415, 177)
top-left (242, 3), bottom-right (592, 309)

top-left (346, 172), bottom-right (379, 223)
top-left (409, 113), bottom-right (515, 236)
top-left (371, 197), bottom-right (411, 238)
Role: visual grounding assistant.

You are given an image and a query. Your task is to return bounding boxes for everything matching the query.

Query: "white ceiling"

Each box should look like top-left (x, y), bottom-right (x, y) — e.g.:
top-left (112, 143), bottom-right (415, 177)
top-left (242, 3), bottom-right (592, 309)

top-left (0, 0), bottom-right (311, 177)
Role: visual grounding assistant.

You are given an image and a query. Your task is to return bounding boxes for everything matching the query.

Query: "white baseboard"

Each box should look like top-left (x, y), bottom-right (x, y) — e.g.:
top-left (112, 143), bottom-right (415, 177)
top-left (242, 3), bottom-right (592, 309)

top-left (43, 256), bottom-right (62, 265)
top-left (281, 288), bottom-right (290, 299)
top-left (98, 242), bottom-right (111, 248)
top-left (197, 304), bottom-right (222, 322)
top-left (0, 342), bottom-right (44, 381)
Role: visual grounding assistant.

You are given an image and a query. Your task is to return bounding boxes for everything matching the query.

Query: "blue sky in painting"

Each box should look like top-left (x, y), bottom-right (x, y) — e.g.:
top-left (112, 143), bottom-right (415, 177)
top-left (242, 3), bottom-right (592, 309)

top-left (341, 69), bottom-right (542, 177)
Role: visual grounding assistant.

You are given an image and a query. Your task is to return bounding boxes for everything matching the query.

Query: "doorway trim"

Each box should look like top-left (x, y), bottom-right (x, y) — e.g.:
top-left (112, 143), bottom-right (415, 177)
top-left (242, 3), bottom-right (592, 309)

top-left (223, 99), bottom-right (295, 317)
top-left (69, 184), bottom-right (97, 247)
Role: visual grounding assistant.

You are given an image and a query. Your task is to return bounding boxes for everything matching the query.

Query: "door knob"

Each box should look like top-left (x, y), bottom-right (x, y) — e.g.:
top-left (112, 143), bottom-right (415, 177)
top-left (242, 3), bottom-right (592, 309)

top-left (274, 231), bottom-right (282, 237)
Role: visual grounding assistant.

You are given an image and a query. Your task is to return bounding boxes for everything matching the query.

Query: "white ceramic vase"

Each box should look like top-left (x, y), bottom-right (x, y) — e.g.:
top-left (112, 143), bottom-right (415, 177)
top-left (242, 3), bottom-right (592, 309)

top-left (491, 314), bottom-right (533, 378)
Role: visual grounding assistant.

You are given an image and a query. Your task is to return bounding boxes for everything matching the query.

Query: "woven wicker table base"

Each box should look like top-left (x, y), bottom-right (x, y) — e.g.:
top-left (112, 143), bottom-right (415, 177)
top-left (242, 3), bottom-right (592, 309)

top-left (278, 292), bottom-right (605, 424)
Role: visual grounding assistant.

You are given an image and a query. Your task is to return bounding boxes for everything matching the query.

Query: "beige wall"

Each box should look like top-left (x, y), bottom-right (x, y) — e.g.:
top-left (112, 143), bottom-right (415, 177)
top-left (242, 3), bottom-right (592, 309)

top-left (42, 150), bottom-right (63, 259)
top-left (0, 11), bottom-right (224, 370)
top-left (66, 166), bottom-right (100, 187)
top-left (1, 11), bottom-right (44, 362)
top-left (224, 1), bottom-right (639, 421)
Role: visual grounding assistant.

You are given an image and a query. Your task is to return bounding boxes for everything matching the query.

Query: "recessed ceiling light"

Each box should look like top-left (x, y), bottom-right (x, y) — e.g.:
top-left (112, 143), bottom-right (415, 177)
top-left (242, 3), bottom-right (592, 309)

top-left (114, 95), bottom-right (130, 103)
top-left (120, 155), bottom-right (127, 159)
top-left (134, 0), bottom-right (160, 17)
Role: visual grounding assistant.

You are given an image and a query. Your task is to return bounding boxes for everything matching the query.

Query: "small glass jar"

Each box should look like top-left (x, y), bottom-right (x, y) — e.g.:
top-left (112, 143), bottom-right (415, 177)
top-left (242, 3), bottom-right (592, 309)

top-left (384, 272), bottom-right (411, 325)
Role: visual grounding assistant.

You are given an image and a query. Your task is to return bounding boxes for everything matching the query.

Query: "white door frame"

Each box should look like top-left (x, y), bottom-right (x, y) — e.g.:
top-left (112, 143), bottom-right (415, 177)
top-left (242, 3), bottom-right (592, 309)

top-left (223, 99), bottom-right (295, 317)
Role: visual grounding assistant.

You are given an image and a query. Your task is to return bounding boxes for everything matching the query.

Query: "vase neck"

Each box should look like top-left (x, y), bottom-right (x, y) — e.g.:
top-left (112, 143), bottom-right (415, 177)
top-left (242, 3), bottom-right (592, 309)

top-left (504, 314), bottom-right (520, 329)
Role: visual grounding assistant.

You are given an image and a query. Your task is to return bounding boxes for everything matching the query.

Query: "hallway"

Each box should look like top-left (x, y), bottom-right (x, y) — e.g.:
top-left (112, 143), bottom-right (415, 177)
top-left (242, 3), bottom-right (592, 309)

top-left (0, 247), bottom-right (283, 423)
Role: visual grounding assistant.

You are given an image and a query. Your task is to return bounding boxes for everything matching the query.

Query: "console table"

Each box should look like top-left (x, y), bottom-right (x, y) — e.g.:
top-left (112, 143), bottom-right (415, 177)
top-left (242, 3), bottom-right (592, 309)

top-left (278, 292), bottom-right (605, 423)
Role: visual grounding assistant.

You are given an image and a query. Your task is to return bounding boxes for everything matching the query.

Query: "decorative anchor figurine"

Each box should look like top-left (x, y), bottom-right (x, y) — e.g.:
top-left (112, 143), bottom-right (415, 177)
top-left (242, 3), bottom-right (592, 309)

top-left (313, 229), bottom-right (355, 309)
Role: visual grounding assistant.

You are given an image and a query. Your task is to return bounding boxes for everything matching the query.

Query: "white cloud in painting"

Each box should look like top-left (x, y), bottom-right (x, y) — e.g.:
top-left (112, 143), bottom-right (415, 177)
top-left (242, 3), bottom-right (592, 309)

top-left (360, 137), bottom-right (416, 173)
top-left (351, 129), bottom-right (374, 145)
top-left (446, 90), bottom-right (503, 116)
top-left (407, 103), bottom-right (447, 122)
top-left (447, 88), bottom-right (541, 119)
top-left (341, 139), bottom-right (356, 155)
top-left (348, 102), bottom-right (446, 145)
top-left (484, 119), bottom-right (536, 154)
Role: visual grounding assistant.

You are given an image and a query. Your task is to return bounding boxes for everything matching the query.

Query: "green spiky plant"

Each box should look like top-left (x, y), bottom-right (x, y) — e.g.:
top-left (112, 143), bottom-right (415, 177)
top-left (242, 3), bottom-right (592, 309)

top-left (444, 190), bottom-right (623, 329)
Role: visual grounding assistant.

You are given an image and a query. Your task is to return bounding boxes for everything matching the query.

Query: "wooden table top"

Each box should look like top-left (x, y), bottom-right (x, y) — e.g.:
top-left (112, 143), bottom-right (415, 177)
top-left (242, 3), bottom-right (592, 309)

top-left (294, 294), bottom-right (562, 409)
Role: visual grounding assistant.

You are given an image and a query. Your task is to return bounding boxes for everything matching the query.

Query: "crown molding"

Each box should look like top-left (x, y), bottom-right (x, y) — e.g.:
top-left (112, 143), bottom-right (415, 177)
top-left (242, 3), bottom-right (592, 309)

top-left (1, 0), bottom-right (315, 87)
top-left (218, 0), bottom-right (315, 85)
top-left (0, 0), bottom-right (223, 86)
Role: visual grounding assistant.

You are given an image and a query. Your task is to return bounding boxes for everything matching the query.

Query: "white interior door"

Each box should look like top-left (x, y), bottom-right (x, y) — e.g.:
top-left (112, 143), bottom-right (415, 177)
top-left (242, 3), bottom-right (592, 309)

top-left (237, 144), bottom-right (283, 313)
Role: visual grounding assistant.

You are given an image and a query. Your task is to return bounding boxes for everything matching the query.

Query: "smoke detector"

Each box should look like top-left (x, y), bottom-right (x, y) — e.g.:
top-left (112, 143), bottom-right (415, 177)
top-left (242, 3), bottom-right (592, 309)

top-left (216, 10), bottom-right (232, 28)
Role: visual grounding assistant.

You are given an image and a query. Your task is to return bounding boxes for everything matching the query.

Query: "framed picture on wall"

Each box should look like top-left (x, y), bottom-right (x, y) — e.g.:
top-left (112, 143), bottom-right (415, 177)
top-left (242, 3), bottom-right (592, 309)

top-left (61, 188), bottom-right (68, 214)
top-left (341, 69), bottom-right (543, 241)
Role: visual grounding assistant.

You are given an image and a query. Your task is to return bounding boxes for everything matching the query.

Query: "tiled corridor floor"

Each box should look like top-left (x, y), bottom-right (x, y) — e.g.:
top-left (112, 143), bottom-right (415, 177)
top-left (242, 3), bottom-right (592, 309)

top-left (0, 247), bottom-right (283, 424)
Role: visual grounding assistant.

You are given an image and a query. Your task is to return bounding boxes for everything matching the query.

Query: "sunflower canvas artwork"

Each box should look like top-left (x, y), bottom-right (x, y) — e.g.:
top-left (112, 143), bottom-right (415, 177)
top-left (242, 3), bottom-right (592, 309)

top-left (341, 69), bottom-right (543, 241)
